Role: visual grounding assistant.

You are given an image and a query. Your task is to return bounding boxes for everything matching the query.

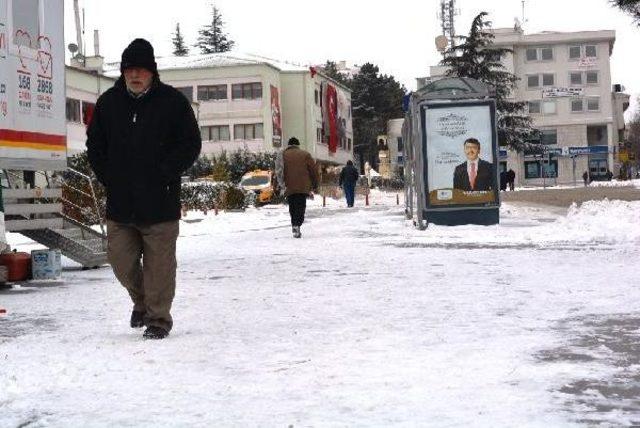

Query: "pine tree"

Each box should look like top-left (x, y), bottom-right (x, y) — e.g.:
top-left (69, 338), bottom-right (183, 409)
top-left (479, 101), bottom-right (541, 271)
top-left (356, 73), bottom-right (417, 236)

top-left (195, 5), bottom-right (235, 54)
top-left (172, 23), bottom-right (189, 56)
top-left (611, 0), bottom-right (640, 23)
top-left (440, 12), bottom-right (539, 152)
top-left (320, 61), bottom-right (350, 87)
top-left (350, 63), bottom-right (406, 170)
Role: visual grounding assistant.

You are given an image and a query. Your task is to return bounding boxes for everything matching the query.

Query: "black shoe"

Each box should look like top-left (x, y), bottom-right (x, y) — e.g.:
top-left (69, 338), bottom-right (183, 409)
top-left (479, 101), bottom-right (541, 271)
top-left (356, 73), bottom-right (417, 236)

top-left (143, 326), bottom-right (169, 340)
top-left (292, 226), bottom-right (301, 238)
top-left (130, 310), bottom-right (145, 328)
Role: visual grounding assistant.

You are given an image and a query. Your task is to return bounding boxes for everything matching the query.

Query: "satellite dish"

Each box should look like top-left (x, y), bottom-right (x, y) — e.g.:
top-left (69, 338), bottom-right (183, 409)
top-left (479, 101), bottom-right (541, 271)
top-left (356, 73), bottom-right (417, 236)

top-left (68, 43), bottom-right (79, 54)
top-left (435, 35), bottom-right (448, 52)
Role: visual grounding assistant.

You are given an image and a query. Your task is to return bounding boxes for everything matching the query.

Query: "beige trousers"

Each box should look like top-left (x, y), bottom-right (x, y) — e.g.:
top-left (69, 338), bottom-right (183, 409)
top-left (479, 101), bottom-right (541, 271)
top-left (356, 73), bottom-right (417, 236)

top-left (106, 220), bottom-right (179, 331)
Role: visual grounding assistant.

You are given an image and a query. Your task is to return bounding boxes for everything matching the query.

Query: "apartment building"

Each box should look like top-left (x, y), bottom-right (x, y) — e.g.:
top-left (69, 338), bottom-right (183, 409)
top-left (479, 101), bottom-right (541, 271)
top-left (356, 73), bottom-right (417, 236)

top-left (141, 53), bottom-right (354, 167)
top-left (417, 27), bottom-right (630, 186)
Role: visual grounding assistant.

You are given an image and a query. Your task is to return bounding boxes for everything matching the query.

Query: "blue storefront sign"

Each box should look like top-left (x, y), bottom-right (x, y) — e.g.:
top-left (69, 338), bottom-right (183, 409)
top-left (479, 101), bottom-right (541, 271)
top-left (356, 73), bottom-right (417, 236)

top-left (567, 145), bottom-right (609, 155)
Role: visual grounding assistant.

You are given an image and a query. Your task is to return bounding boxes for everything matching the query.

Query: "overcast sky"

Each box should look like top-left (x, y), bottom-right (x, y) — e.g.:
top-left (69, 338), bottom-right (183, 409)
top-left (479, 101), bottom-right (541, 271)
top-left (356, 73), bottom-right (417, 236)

top-left (64, 0), bottom-right (639, 116)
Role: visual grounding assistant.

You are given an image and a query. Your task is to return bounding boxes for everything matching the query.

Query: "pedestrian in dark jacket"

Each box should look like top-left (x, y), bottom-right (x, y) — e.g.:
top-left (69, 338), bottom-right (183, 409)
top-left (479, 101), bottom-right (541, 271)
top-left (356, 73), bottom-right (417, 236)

top-left (506, 169), bottom-right (516, 191)
top-left (275, 137), bottom-right (319, 238)
top-left (339, 160), bottom-right (359, 207)
top-left (86, 38), bottom-right (201, 340)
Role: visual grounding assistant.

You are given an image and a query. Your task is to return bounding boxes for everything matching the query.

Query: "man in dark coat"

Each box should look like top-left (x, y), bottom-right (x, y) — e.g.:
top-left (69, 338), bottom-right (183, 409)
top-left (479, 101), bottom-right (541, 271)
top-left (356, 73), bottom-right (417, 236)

top-left (339, 160), bottom-right (359, 207)
top-left (275, 137), bottom-right (319, 238)
top-left (86, 38), bottom-right (201, 339)
top-left (453, 138), bottom-right (494, 191)
top-left (506, 168), bottom-right (516, 191)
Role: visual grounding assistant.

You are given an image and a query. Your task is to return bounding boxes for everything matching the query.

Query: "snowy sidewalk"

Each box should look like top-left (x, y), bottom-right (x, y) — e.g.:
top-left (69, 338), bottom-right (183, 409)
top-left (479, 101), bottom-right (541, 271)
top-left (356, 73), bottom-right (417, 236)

top-left (1, 194), bottom-right (640, 427)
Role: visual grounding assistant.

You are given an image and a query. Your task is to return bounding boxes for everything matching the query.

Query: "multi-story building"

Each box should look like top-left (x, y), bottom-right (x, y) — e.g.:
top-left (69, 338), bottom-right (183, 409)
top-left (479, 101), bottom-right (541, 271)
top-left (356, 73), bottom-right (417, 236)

top-left (415, 27), bottom-right (630, 186)
top-left (65, 64), bottom-right (115, 156)
top-left (111, 53), bottom-right (354, 168)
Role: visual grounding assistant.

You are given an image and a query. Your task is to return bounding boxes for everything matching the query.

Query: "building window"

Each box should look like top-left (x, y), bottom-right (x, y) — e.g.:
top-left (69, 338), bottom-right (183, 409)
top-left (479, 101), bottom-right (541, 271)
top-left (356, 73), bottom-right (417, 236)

top-left (200, 125), bottom-right (230, 142)
top-left (197, 85), bottom-right (227, 101)
top-left (542, 100), bottom-right (557, 115)
top-left (13, 0), bottom-right (39, 48)
top-left (586, 71), bottom-right (599, 85)
top-left (348, 138), bottom-right (352, 150)
top-left (232, 82), bottom-right (262, 100)
top-left (585, 45), bottom-right (597, 58)
top-left (542, 74), bottom-right (554, 86)
top-left (397, 137), bottom-right (404, 152)
top-left (527, 75), bottom-right (540, 88)
top-left (528, 101), bottom-right (541, 114)
top-left (525, 47), bottom-right (553, 62)
top-left (81, 101), bottom-right (95, 126)
top-left (570, 72), bottom-right (582, 85)
top-left (539, 129), bottom-right (558, 145)
top-left (397, 155), bottom-right (404, 164)
top-left (586, 97), bottom-right (600, 111)
top-left (316, 128), bottom-right (322, 142)
top-left (571, 99), bottom-right (584, 112)
top-left (234, 123), bottom-right (264, 140)
top-left (314, 89), bottom-right (319, 105)
top-left (66, 98), bottom-right (81, 123)
top-left (569, 46), bottom-right (581, 59)
top-left (176, 86), bottom-right (193, 102)
top-left (524, 160), bottom-right (558, 178)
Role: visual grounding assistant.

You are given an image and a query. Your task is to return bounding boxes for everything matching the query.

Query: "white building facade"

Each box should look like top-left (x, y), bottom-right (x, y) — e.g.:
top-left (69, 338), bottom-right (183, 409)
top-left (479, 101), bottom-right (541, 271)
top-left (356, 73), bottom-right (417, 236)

top-left (151, 54), bottom-right (354, 167)
top-left (416, 28), bottom-right (630, 186)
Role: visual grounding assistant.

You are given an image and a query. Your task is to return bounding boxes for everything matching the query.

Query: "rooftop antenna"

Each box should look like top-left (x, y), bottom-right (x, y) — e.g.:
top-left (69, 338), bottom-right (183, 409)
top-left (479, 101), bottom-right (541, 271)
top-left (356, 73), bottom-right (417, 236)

top-left (437, 0), bottom-right (460, 57)
top-left (73, 0), bottom-right (83, 56)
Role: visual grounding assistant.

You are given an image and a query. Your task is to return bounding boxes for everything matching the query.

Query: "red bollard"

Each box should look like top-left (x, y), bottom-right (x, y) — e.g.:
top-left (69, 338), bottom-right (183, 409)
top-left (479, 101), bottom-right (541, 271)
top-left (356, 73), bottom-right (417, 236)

top-left (365, 192), bottom-right (370, 206)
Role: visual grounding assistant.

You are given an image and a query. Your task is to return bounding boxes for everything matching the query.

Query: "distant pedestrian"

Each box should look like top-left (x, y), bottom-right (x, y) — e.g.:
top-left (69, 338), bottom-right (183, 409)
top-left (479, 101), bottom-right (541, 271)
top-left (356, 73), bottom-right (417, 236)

top-left (86, 39), bottom-right (201, 340)
top-left (275, 137), bottom-right (319, 238)
top-left (499, 170), bottom-right (507, 191)
top-left (582, 171), bottom-right (589, 186)
top-left (506, 169), bottom-right (516, 191)
top-left (339, 160), bottom-right (359, 207)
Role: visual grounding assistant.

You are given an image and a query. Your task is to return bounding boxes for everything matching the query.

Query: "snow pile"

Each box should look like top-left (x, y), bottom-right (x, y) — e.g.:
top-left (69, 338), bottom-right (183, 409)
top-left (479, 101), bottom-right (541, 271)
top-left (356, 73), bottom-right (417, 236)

top-left (588, 178), bottom-right (640, 188)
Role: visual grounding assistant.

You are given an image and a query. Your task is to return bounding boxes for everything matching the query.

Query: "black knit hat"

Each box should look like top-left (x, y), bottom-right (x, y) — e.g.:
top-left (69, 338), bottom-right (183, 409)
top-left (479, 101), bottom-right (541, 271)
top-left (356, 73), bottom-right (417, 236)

top-left (288, 137), bottom-right (300, 146)
top-left (120, 38), bottom-right (157, 74)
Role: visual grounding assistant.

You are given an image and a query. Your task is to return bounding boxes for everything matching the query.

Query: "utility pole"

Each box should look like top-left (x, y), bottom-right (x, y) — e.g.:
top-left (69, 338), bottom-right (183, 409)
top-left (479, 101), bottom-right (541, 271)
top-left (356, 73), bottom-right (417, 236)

top-left (73, 0), bottom-right (83, 56)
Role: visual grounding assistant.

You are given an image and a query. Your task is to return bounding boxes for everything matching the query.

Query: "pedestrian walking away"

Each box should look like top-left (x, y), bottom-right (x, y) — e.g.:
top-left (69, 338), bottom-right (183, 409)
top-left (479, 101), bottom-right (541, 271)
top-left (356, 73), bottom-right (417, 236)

top-left (339, 160), bottom-right (359, 207)
top-left (582, 171), bottom-right (589, 187)
top-left (506, 168), bottom-right (516, 191)
top-left (86, 38), bottom-right (202, 340)
top-left (275, 137), bottom-right (319, 238)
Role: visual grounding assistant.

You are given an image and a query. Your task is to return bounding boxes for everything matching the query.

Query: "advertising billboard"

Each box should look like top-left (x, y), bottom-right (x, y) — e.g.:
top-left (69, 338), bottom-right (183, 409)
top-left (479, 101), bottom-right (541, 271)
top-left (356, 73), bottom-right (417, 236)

top-left (270, 85), bottom-right (282, 147)
top-left (421, 100), bottom-right (498, 209)
top-left (0, 0), bottom-right (66, 170)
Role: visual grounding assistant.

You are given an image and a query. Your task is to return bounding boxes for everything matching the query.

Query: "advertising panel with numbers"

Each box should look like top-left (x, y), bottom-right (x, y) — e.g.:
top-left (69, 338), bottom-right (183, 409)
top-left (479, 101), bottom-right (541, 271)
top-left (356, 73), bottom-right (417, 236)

top-left (0, 0), bottom-right (66, 170)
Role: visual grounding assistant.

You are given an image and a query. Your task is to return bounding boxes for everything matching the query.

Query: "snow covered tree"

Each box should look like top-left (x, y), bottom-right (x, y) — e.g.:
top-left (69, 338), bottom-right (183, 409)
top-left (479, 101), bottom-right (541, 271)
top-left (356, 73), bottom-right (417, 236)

top-left (350, 63), bottom-right (406, 171)
top-left (195, 5), bottom-right (235, 54)
top-left (611, 0), bottom-right (640, 23)
top-left (319, 61), bottom-right (350, 87)
top-left (172, 23), bottom-right (189, 56)
top-left (440, 12), bottom-right (539, 152)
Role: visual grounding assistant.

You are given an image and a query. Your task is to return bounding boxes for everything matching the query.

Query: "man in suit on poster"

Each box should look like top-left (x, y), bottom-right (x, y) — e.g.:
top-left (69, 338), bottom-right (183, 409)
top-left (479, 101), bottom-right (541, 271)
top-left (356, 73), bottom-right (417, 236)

top-left (453, 138), bottom-right (494, 191)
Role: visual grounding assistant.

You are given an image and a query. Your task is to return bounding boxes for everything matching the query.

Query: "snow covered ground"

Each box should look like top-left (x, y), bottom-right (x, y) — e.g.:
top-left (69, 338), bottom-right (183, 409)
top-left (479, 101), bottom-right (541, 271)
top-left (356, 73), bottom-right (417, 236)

top-left (1, 191), bottom-right (639, 427)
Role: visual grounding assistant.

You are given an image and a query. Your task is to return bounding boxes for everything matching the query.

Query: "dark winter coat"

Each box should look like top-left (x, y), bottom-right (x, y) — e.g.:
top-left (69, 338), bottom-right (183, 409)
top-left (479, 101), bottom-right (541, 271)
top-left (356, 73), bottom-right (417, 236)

top-left (339, 164), bottom-right (359, 188)
top-left (86, 77), bottom-right (201, 224)
top-left (453, 159), bottom-right (494, 191)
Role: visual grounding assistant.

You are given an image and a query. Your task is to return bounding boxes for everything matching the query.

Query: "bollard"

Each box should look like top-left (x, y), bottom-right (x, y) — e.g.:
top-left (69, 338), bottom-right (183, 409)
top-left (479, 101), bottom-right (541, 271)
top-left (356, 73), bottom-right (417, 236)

top-left (365, 192), bottom-right (369, 206)
top-left (214, 204), bottom-right (219, 216)
top-left (181, 205), bottom-right (188, 217)
top-left (396, 193), bottom-right (400, 205)
top-left (323, 195), bottom-right (326, 207)
top-left (202, 208), bottom-right (208, 215)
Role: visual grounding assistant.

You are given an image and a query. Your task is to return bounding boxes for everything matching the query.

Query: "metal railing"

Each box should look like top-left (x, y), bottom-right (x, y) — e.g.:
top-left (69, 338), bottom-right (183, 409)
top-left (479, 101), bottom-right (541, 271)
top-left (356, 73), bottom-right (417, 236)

top-left (2, 168), bottom-right (105, 236)
top-left (61, 168), bottom-right (105, 236)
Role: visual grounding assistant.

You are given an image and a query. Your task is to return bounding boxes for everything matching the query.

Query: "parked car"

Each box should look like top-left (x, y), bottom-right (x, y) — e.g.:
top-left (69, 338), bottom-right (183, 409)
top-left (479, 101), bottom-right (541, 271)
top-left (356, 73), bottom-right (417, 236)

top-left (239, 170), bottom-right (277, 205)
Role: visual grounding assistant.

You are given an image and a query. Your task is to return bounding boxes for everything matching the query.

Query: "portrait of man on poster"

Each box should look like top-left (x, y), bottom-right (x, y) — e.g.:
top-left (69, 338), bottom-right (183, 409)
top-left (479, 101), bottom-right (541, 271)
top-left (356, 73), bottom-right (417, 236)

top-left (452, 138), bottom-right (494, 191)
